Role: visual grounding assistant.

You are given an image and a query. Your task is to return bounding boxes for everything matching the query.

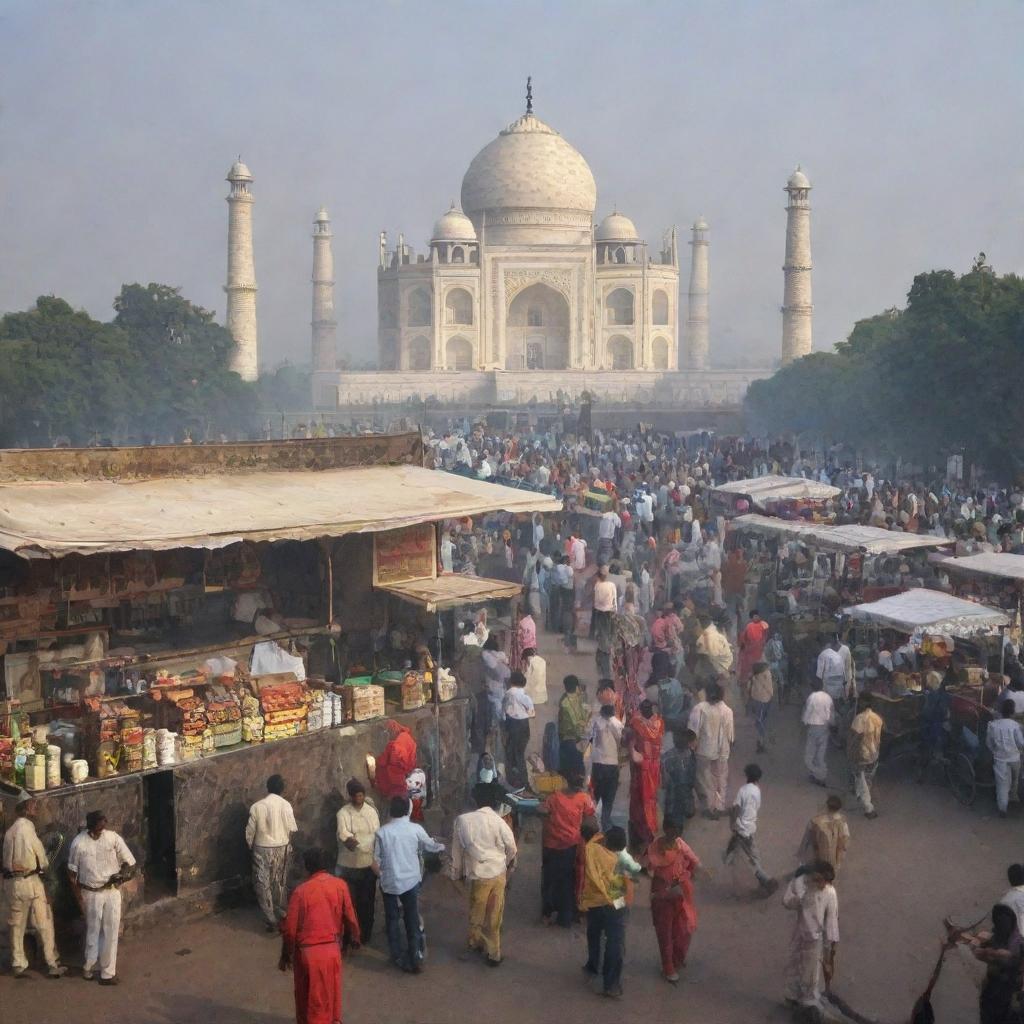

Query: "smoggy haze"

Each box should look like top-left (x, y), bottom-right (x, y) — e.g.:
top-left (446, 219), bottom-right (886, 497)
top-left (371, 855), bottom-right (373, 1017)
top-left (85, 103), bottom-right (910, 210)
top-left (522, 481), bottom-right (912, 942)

top-left (1, 1), bottom-right (1021, 372)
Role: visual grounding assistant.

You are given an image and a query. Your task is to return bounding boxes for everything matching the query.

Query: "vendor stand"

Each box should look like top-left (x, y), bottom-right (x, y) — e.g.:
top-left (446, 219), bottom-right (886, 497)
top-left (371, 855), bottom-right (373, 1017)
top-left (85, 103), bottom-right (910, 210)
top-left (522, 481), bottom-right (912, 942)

top-left (710, 475), bottom-right (841, 520)
top-left (0, 434), bottom-right (559, 921)
top-left (842, 589), bottom-right (1011, 805)
top-left (932, 553), bottom-right (1024, 646)
top-left (730, 515), bottom-right (952, 696)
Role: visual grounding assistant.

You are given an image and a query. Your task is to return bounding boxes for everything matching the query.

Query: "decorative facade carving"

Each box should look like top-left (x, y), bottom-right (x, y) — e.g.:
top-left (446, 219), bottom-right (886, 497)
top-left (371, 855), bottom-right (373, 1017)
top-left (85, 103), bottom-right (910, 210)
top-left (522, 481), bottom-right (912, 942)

top-left (503, 268), bottom-right (574, 309)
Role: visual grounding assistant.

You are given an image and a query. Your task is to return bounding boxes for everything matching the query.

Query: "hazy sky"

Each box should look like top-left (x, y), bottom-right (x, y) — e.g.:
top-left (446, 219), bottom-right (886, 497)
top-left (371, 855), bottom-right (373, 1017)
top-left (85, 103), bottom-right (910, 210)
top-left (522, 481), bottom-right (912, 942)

top-left (2, 1), bottom-right (1022, 371)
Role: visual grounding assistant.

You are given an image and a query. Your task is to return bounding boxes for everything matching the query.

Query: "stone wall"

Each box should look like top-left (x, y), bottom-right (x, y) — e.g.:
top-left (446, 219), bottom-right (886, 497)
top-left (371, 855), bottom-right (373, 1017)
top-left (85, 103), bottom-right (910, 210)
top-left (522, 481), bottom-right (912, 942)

top-left (317, 368), bottom-right (770, 411)
top-left (0, 700), bottom-right (468, 929)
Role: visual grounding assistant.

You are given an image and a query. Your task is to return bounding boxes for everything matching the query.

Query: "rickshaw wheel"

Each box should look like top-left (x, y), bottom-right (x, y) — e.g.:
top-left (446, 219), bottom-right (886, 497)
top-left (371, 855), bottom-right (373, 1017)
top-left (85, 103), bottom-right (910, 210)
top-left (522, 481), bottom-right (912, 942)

top-left (946, 753), bottom-right (977, 806)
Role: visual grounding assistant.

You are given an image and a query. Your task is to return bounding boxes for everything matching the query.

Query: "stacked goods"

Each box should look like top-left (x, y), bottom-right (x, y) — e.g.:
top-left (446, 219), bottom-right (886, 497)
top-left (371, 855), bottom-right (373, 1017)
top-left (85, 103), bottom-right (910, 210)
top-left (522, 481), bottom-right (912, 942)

top-left (156, 729), bottom-right (178, 766)
top-left (323, 690), bottom-right (344, 727)
top-left (119, 710), bottom-right (144, 773)
top-left (0, 738), bottom-right (14, 779)
top-left (241, 691), bottom-right (264, 743)
top-left (45, 744), bottom-right (62, 788)
top-left (260, 683), bottom-right (308, 742)
top-left (170, 695), bottom-right (209, 760)
top-left (142, 729), bottom-right (158, 769)
top-left (342, 681), bottom-right (385, 723)
top-left (305, 689), bottom-right (325, 731)
top-left (382, 671), bottom-right (425, 712)
top-left (206, 689), bottom-right (243, 748)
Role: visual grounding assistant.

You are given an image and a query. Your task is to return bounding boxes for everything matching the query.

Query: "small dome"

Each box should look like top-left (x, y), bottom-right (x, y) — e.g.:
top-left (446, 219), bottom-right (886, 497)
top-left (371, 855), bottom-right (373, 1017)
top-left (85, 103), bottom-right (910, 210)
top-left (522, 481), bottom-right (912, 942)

top-left (227, 158), bottom-right (253, 181)
top-left (693, 216), bottom-right (709, 231)
top-left (431, 203), bottom-right (477, 242)
top-left (595, 212), bottom-right (639, 242)
top-left (787, 166), bottom-right (810, 189)
top-left (314, 206), bottom-right (330, 222)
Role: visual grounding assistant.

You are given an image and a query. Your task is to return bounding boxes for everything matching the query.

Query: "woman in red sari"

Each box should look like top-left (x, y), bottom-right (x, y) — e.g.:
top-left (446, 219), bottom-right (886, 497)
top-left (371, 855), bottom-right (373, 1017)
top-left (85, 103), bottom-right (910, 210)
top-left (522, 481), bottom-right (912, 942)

top-left (627, 699), bottom-right (664, 850)
top-left (645, 818), bottom-right (701, 983)
top-left (737, 609), bottom-right (769, 683)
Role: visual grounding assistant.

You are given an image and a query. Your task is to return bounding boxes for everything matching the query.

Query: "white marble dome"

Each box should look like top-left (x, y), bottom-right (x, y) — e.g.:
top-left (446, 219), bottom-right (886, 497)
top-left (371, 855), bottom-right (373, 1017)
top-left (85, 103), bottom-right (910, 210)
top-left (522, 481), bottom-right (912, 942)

top-left (227, 158), bottom-right (253, 181)
top-left (787, 166), bottom-right (810, 189)
top-left (460, 113), bottom-right (597, 220)
top-left (431, 203), bottom-right (477, 242)
top-left (595, 212), bottom-right (639, 242)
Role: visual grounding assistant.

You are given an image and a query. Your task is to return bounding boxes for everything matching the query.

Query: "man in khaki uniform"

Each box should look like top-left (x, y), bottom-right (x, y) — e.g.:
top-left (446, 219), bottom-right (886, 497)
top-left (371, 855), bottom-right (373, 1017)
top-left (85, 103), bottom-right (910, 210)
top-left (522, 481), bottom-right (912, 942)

top-left (3, 796), bottom-right (66, 978)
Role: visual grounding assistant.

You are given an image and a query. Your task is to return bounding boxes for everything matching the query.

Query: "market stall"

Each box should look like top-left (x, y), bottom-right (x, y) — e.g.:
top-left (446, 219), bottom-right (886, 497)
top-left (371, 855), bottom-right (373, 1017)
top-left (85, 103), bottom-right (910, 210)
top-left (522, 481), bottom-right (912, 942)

top-left (932, 553), bottom-right (1024, 638)
top-left (730, 515), bottom-right (952, 692)
top-left (710, 475), bottom-right (841, 519)
top-left (842, 589), bottom-right (1011, 804)
top-left (0, 434), bottom-right (560, 918)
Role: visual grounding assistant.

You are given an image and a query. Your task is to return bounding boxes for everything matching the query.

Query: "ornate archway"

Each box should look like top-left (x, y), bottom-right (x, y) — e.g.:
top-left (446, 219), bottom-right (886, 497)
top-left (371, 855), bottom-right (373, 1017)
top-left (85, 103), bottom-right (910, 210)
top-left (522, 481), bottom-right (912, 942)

top-left (506, 283), bottom-right (569, 370)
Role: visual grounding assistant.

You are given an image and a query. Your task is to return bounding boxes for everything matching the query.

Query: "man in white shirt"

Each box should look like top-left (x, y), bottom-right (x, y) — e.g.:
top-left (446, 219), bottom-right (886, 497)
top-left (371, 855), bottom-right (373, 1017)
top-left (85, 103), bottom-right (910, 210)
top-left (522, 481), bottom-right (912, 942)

top-left (986, 700), bottom-right (1024, 816)
top-left (999, 863), bottom-right (1024, 934)
top-left (246, 774), bottom-right (298, 930)
top-left (816, 637), bottom-right (853, 703)
top-left (802, 682), bottom-right (835, 786)
top-left (3, 797), bottom-right (66, 978)
top-left (569, 534), bottom-right (588, 572)
top-left (501, 671), bottom-right (535, 789)
top-left (597, 508), bottom-right (621, 564)
top-left (688, 682), bottom-right (734, 818)
top-left (336, 778), bottom-right (381, 942)
top-left (450, 782), bottom-right (517, 966)
top-left (67, 811), bottom-right (137, 984)
top-left (783, 861), bottom-right (840, 1008)
top-left (723, 763), bottom-right (777, 895)
top-left (591, 564), bottom-right (619, 677)
top-left (587, 703), bottom-right (625, 831)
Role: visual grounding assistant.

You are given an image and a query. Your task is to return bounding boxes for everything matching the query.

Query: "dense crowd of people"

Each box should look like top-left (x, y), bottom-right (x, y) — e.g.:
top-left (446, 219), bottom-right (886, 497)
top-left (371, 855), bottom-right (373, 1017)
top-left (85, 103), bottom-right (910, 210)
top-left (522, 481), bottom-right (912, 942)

top-left (9, 422), bottom-right (1024, 1023)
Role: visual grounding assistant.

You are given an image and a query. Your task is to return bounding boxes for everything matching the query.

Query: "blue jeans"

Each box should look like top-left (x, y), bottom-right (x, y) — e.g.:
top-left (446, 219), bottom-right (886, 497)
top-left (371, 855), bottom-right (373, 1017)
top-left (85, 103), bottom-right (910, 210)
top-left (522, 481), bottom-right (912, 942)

top-left (383, 883), bottom-right (423, 969)
top-left (585, 904), bottom-right (626, 994)
top-left (751, 699), bottom-right (771, 745)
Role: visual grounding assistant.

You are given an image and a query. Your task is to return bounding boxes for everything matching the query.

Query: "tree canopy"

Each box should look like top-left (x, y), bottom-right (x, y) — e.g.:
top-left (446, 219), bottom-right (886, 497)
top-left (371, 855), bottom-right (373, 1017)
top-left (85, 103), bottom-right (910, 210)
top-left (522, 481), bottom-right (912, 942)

top-left (744, 258), bottom-right (1024, 480)
top-left (0, 285), bottom-right (310, 447)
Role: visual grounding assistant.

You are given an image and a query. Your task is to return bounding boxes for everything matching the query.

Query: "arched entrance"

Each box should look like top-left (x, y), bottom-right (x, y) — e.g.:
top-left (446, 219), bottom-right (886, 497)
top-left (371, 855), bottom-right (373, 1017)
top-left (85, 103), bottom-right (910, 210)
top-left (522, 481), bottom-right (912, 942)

top-left (607, 335), bottom-right (633, 370)
top-left (407, 335), bottom-right (431, 371)
top-left (652, 336), bottom-right (669, 369)
top-left (446, 336), bottom-right (473, 370)
top-left (506, 283), bottom-right (569, 370)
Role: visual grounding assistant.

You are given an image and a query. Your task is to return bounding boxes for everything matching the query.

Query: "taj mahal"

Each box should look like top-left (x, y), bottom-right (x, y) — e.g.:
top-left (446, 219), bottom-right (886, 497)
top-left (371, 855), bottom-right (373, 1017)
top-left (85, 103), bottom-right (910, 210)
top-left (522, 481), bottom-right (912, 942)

top-left (222, 83), bottom-right (814, 411)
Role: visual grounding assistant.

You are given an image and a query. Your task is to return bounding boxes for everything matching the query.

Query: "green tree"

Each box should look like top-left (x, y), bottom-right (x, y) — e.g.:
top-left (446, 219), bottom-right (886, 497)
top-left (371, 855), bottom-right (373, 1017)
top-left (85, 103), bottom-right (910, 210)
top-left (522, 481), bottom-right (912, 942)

top-left (0, 285), bottom-right (262, 447)
top-left (744, 258), bottom-right (1024, 480)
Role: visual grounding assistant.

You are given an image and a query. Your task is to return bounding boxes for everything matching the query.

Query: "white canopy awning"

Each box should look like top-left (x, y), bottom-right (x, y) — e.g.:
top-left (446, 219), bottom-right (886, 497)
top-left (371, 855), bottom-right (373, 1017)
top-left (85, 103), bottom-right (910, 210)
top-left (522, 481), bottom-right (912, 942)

top-left (844, 589), bottom-right (1009, 637)
top-left (733, 514), bottom-right (952, 555)
top-left (936, 552), bottom-right (1024, 582)
top-left (0, 464), bottom-right (562, 557)
top-left (712, 475), bottom-right (841, 501)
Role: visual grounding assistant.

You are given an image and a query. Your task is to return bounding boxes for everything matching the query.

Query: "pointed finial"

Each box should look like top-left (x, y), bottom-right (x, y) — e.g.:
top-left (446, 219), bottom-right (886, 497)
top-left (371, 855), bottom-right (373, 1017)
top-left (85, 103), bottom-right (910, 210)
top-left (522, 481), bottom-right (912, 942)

top-left (526, 76), bottom-right (533, 115)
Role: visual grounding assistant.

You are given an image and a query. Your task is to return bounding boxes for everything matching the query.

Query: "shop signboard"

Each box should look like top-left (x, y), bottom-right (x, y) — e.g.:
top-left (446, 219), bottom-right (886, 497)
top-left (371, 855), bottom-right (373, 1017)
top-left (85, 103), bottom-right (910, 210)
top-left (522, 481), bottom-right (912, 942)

top-left (373, 524), bottom-right (437, 586)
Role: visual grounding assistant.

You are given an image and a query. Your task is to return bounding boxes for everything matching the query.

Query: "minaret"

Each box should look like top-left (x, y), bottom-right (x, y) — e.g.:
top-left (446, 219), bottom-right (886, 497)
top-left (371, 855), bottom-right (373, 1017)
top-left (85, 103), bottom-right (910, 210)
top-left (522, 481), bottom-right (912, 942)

top-left (781, 165), bottom-right (813, 364)
top-left (311, 207), bottom-right (337, 373)
top-left (685, 217), bottom-right (710, 370)
top-left (224, 157), bottom-right (258, 381)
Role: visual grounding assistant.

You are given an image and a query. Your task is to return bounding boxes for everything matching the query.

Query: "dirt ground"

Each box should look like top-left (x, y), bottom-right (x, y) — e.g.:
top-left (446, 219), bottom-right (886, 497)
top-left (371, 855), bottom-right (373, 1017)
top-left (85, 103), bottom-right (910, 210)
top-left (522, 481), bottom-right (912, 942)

top-left (2, 628), bottom-right (1017, 1024)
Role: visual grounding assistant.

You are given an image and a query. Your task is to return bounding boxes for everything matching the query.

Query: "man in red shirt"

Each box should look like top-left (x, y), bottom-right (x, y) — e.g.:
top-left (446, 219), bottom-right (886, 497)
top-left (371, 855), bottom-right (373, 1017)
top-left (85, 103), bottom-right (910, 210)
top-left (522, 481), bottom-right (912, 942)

top-left (280, 847), bottom-right (361, 1024)
top-left (539, 772), bottom-right (595, 927)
